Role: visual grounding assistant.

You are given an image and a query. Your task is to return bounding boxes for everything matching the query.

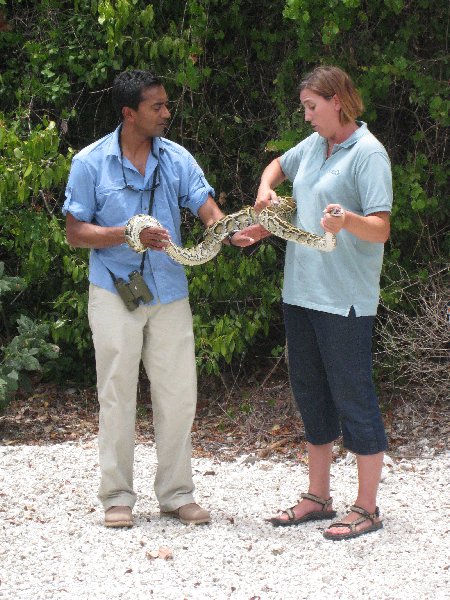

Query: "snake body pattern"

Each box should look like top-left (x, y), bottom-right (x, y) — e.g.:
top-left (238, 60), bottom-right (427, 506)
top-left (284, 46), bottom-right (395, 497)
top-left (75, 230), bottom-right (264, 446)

top-left (124, 196), bottom-right (338, 266)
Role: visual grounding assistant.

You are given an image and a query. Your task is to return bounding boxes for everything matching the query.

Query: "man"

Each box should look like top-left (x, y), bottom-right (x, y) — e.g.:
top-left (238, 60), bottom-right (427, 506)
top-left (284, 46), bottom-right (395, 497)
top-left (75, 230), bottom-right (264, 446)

top-left (64, 70), bottom-right (255, 528)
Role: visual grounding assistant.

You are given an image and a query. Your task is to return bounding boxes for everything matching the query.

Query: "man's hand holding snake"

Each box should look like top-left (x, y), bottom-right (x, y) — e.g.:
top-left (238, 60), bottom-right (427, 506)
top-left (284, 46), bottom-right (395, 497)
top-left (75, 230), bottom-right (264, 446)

top-left (138, 225), bottom-right (171, 251)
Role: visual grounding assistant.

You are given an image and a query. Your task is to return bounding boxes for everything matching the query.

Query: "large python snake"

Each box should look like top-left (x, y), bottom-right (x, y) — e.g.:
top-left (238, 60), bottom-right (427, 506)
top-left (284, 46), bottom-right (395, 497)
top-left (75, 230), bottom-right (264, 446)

top-left (124, 196), bottom-right (340, 266)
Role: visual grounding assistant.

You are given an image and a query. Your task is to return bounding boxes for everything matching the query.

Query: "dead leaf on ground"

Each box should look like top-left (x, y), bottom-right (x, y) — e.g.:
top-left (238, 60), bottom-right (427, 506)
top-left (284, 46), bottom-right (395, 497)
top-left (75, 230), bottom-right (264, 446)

top-left (146, 546), bottom-right (173, 560)
top-left (258, 438), bottom-right (289, 458)
top-left (1, 376), bottom-right (448, 460)
top-left (158, 546), bottom-right (173, 560)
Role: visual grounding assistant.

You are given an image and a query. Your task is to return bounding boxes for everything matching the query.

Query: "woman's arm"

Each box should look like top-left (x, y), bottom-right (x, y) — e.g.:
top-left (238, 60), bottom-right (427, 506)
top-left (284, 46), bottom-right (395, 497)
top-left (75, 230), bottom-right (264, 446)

top-left (255, 158), bottom-right (287, 211)
top-left (321, 205), bottom-right (391, 243)
top-left (248, 157), bottom-right (288, 241)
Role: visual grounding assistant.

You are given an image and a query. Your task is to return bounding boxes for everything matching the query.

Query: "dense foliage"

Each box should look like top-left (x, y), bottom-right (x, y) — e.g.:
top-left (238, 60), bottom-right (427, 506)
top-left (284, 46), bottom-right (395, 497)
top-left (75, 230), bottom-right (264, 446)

top-left (0, 263), bottom-right (59, 409)
top-left (0, 0), bottom-right (448, 395)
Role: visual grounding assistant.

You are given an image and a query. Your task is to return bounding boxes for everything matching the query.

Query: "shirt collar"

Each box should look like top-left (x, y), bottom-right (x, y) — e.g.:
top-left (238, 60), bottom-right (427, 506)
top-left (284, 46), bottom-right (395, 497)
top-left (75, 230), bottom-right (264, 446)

top-left (152, 135), bottom-right (165, 158)
top-left (107, 124), bottom-right (166, 160)
top-left (335, 120), bottom-right (368, 149)
top-left (106, 124), bottom-right (122, 160)
top-left (320, 121), bottom-right (368, 151)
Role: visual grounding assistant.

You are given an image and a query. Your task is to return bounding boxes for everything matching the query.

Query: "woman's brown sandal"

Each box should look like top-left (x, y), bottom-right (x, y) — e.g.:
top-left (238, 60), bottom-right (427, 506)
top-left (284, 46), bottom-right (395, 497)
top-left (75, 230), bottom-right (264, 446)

top-left (323, 505), bottom-right (383, 540)
top-left (269, 492), bottom-right (337, 527)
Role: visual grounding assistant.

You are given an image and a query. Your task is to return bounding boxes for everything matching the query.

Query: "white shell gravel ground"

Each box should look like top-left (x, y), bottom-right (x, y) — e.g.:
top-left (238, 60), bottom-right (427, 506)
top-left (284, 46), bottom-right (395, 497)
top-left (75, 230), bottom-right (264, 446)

top-left (0, 441), bottom-right (448, 600)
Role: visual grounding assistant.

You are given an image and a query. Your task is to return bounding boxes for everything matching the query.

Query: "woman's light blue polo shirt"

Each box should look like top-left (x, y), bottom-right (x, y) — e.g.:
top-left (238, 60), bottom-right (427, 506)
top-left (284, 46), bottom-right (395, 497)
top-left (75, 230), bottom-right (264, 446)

top-left (63, 125), bottom-right (214, 305)
top-left (279, 122), bottom-right (393, 316)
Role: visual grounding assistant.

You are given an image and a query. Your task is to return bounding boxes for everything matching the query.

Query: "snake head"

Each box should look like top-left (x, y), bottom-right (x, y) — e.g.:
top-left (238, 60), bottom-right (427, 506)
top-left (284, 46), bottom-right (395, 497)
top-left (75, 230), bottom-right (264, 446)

top-left (327, 206), bottom-right (344, 217)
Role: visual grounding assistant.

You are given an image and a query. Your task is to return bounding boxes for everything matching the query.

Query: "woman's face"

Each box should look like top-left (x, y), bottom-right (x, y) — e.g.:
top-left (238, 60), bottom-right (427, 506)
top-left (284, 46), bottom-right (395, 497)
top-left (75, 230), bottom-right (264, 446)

top-left (299, 88), bottom-right (340, 138)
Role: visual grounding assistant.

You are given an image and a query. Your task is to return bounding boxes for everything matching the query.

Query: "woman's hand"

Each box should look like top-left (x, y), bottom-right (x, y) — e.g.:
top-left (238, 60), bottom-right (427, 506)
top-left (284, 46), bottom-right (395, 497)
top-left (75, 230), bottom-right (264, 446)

top-left (254, 158), bottom-right (287, 213)
top-left (254, 187), bottom-right (279, 213)
top-left (252, 189), bottom-right (280, 240)
top-left (321, 204), bottom-right (391, 242)
top-left (321, 204), bottom-right (345, 234)
top-left (254, 188), bottom-right (282, 241)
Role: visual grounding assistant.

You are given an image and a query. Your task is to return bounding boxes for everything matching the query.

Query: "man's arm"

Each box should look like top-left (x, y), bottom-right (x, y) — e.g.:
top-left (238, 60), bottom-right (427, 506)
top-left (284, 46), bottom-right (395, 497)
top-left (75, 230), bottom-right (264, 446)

top-left (66, 213), bottom-right (126, 248)
top-left (66, 213), bottom-right (170, 251)
top-left (197, 196), bottom-right (259, 247)
top-left (197, 196), bottom-right (227, 228)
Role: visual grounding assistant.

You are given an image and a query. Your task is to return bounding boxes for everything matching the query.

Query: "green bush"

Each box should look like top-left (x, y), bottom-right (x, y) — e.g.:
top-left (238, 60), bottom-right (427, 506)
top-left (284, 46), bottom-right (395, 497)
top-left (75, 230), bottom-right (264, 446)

top-left (0, 263), bottom-right (59, 412)
top-left (0, 0), bottom-right (447, 388)
top-left (188, 242), bottom-right (283, 373)
top-left (277, 0), bottom-right (449, 273)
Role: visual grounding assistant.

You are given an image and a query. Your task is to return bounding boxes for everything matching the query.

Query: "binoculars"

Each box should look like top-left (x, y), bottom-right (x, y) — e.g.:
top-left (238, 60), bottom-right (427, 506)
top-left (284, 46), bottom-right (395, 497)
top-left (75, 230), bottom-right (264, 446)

top-left (114, 270), bottom-right (153, 311)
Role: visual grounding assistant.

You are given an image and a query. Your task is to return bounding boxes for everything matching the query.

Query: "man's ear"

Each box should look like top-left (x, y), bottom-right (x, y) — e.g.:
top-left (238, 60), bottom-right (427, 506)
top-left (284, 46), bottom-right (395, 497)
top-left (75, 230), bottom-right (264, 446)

top-left (122, 106), bottom-right (135, 122)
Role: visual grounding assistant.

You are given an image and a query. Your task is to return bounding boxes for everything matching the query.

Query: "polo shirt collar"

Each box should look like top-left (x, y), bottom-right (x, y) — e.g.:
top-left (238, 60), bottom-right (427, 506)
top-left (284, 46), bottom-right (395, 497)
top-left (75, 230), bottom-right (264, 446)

top-left (334, 120), bottom-right (368, 149)
top-left (320, 120), bottom-right (368, 152)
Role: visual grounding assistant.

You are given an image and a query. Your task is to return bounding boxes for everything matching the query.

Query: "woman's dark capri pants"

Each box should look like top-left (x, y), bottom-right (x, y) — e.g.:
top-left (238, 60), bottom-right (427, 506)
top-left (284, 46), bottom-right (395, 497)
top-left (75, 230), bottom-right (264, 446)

top-left (283, 303), bottom-right (388, 455)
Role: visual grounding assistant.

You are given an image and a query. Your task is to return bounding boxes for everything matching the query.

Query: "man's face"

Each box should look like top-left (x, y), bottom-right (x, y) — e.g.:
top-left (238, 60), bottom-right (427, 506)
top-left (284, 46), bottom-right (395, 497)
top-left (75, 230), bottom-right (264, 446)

top-left (131, 85), bottom-right (171, 137)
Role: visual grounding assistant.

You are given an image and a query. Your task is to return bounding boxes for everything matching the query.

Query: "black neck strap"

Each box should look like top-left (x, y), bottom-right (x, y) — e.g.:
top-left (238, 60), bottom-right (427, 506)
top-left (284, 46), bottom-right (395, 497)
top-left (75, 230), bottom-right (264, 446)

top-left (102, 128), bottom-right (160, 282)
top-left (139, 163), bottom-right (159, 274)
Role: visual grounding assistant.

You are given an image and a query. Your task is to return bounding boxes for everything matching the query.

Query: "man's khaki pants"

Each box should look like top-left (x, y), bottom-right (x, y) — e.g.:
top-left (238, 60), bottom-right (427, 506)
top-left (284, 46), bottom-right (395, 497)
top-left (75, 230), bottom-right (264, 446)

top-left (88, 284), bottom-right (197, 512)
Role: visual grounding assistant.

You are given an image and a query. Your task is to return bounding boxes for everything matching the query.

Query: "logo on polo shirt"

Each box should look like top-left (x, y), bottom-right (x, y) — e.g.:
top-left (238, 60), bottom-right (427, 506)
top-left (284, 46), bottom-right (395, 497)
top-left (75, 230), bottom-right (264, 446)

top-left (329, 169), bottom-right (340, 175)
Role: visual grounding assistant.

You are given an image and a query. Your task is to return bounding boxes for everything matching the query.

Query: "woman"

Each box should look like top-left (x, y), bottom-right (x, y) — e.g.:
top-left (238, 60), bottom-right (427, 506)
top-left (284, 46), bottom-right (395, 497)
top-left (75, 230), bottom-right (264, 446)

top-left (255, 66), bottom-right (393, 540)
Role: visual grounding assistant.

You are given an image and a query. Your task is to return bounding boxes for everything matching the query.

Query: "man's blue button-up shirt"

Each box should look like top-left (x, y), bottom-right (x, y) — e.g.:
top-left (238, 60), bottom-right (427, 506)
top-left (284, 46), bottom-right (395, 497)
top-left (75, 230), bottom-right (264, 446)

top-left (63, 125), bottom-right (215, 304)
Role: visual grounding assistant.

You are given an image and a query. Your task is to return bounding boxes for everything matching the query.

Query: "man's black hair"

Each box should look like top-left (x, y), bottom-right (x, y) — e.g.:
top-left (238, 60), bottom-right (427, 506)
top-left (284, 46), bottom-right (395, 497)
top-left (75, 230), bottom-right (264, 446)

top-left (112, 70), bottom-right (162, 120)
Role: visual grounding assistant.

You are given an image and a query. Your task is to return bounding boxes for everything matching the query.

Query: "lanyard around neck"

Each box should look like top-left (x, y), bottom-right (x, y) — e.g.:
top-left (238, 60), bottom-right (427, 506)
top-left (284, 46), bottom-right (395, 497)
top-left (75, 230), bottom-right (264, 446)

top-left (118, 124), bottom-right (160, 210)
top-left (138, 164), bottom-right (159, 274)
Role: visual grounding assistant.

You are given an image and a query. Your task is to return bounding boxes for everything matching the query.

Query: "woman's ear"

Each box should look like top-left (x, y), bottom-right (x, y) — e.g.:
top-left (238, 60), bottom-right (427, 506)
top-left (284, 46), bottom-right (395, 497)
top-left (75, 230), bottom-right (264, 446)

top-left (332, 94), bottom-right (341, 112)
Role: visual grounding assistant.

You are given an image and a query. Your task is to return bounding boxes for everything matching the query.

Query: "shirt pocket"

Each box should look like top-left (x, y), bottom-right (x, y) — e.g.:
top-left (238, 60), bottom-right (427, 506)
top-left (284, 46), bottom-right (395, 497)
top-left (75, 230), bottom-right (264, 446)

top-left (94, 181), bottom-right (139, 225)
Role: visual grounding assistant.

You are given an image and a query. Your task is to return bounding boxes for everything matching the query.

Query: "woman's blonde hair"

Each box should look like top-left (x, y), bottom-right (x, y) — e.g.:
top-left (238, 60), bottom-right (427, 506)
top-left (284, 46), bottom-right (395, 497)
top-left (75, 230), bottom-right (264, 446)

top-left (299, 66), bottom-right (364, 124)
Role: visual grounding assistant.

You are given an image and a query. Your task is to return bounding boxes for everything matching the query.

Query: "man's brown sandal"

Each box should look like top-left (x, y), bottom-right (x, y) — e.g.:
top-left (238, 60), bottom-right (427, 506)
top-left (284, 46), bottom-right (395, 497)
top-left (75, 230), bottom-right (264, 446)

top-left (323, 505), bottom-right (383, 540)
top-left (269, 492), bottom-right (337, 527)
